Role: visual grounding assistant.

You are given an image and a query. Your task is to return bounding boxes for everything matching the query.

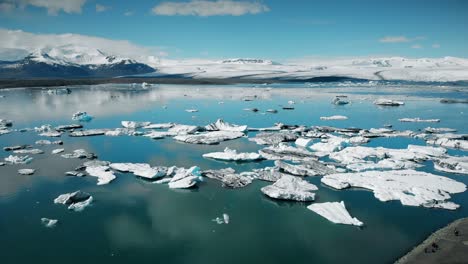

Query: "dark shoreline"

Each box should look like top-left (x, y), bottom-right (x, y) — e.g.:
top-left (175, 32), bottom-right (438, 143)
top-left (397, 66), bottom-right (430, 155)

top-left (395, 217), bottom-right (468, 264)
top-left (0, 76), bottom-right (367, 89)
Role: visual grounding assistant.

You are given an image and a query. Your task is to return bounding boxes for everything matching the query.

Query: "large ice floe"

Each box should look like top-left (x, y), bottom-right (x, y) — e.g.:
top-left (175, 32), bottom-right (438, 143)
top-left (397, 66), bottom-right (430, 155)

top-left (251, 167), bottom-right (287, 182)
top-left (110, 163), bottom-right (167, 179)
top-left (433, 156), bottom-right (468, 175)
top-left (174, 131), bottom-right (244, 144)
top-left (259, 143), bottom-right (317, 162)
top-left (4, 155), bottom-right (33, 164)
top-left (399, 118), bottom-right (440, 123)
top-left (202, 168), bottom-right (253, 188)
top-left (321, 170), bottom-right (466, 210)
top-left (328, 145), bottom-right (447, 172)
top-left (121, 121), bottom-right (151, 129)
top-left (275, 160), bottom-right (335, 177)
top-left (202, 147), bottom-right (262, 162)
top-left (205, 119), bottom-right (247, 132)
top-left (308, 135), bottom-right (368, 157)
top-left (85, 165), bottom-right (116, 185)
top-left (54, 190), bottom-right (93, 212)
top-left (307, 201), bottom-right (364, 226)
top-left (249, 131), bottom-right (298, 145)
top-left (168, 124), bottom-right (201, 135)
top-left (261, 175), bottom-right (318, 202)
top-left (427, 137), bottom-right (468, 151)
top-left (167, 166), bottom-right (203, 189)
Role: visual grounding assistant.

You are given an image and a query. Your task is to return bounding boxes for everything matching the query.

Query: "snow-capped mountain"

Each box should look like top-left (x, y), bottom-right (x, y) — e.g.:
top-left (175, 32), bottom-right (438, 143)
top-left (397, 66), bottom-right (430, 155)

top-left (0, 45), bottom-right (155, 78)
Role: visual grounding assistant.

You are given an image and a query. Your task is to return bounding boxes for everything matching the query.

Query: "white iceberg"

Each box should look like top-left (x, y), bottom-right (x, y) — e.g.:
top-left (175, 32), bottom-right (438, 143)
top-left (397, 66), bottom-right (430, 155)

top-left (41, 218), bottom-right (58, 228)
top-left (143, 123), bottom-right (175, 129)
top-left (54, 190), bottom-right (93, 212)
top-left (399, 118), bottom-right (440, 123)
top-left (39, 131), bottom-right (63, 137)
top-left (121, 121), bottom-right (151, 129)
top-left (18, 168), bottom-right (35, 175)
top-left (13, 149), bottom-right (44, 155)
top-left (4, 155), bottom-right (33, 164)
top-left (143, 131), bottom-right (176, 139)
top-left (185, 109), bottom-right (198, 113)
top-left (110, 163), bottom-right (167, 179)
top-left (434, 156), bottom-right (468, 175)
top-left (202, 168), bottom-right (252, 188)
top-left (61, 149), bottom-right (95, 159)
top-left (307, 201), bottom-right (363, 226)
top-left (261, 175), bottom-right (318, 202)
top-left (72, 111), bottom-right (93, 122)
top-left (168, 166), bottom-right (203, 189)
top-left (321, 170), bottom-right (466, 210)
top-left (85, 166), bottom-right (116, 185)
top-left (259, 143), bottom-right (317, 162)
top-left (52, 148), bottom-right (65, 154)
top-left (205, 119), bottom-right (248, 132)
top-left (373, 99), bottom-right (404, 106)
top-left (275, 160), bottom-right (335, 177)
top-left (427, 137), bottom-right (468, 151)
top-left (295, 137), bottom-right (313, 148)
top-left (424, 127), bottom-right (457, 133)
top-left (320, 115), bottom-right (348, 120)
top-left (69, 129), bottom-right (107, 137)
top-left (202, 147), bottom-right (262, 162)
top-left (35, 139), bottom-right (63, 145)
top-left (249, 132), bottom-right (298, 145)
top-left (174, 131), bottom-right (244, 145)
top-left (252, 167), bottom-right (287, 182)
top-left (168, 124), bottom-right (200, 135)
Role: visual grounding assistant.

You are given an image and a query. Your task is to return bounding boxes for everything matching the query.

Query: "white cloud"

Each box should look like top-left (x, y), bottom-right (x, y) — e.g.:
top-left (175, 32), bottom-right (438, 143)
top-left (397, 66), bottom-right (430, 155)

top-left (0, 28), bottom-right (168, 63)
top-left (152, 0), bottom-right (269, 16)
top-left (411, 44), bottom-right (423, 49)
top-left (379, 36), bottom-right (425, 43)
top-left (0, 0), bottom-right (87, 15)
top-left (432, 43), bottom-right (441, 48)
top-left (95, 4), bottom-right (110, 12)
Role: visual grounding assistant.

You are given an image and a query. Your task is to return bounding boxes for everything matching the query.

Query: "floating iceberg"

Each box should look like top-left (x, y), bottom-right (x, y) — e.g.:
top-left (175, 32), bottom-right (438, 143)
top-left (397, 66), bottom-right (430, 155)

top-left (202, 168), bottom-right (252, 188)
top-left (4, 155), bottom-right (33, 164)
top-left (110, 163), bottom-right (167, 179)
top-left (55, 124), bottom-right (83, 130)
top-left (424, 127), bottom-right (457, 133)
top-left (399, 118), bottom-right (440, 123)
top-left (307, 201), bottom-right (363, 226)
top-left (35, 139), bottom-right (63, 145)
top-left (168, 124), bottom-right (201, 135)
top-left (85, 165), bottom-right (116, 185)
top-left (332, 97), bottom-right (349, 105)
top-left (261, 175), bottom-right (317, 202)
top-left (427, 137), bottom-right (468, 151)
top-left (434, 156), bottom-right (468, 175)
top-left (295, 138), bottom-right (313, 148)
top-left (54, 190), bottom-right (93, 212)
top-left (373, 99), bottom-right (404, 106)
top-left (121, 121), bottom-right (151, 129)
top-left (143, 131), bottom-right (176, 139)
top-left (13, 148), bottom-right (44, 155)
top-left (320, 115), bottom-right (348, 121)
top-left (259, 143), bottom-right (317, 162)
top-left (143, 123), bottom-right (175, 129)
top-left (275, 160), bottom-right (335, 177)
top-left (321, 170), bottom-right (466, 210)
top-left (249, 132), bottom-right (298, 145)
top-left (205, 119), bottom-right (248, 132)
top-left (174, 131), bottom-right (244, 145)
top-left (72, 111), bottom-right (93, 122)
top-left (252, 167), bottom-right (287, 182)
top-left (202, 147), bottom-right (262, 162)
top-left (61, 149), bottom-right (96, 159)
top-left (18, 169), bottom-right (35, 175)
top-left (185, 109), bottom-right (198, 113)
top-left (168, 166), bottom-right (203, 189)
top-left (41, 218), bottom-right (58, 228)
top-left (52, 148), bottom-right (65, 154)
top-left (69, 129), bottom-right (107, 137)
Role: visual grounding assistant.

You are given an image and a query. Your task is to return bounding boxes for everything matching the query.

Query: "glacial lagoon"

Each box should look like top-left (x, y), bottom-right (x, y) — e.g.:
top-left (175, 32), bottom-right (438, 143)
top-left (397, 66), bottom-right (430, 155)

top-left (0, 82), bottom-right (467, 264)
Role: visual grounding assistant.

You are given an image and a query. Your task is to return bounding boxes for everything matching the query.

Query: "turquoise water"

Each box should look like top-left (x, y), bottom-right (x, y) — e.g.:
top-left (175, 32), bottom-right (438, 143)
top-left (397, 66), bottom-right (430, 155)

top-left (0, 83), bottom-right (467, 264)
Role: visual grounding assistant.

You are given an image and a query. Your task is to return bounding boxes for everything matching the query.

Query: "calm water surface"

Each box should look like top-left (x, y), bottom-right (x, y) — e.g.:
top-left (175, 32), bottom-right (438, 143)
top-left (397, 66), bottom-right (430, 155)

top-left (0, 82), bottom-right (467, 264)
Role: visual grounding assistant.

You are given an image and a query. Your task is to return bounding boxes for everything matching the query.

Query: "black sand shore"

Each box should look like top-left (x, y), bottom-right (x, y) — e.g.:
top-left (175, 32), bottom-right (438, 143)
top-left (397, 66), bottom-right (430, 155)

top-left (0, 76), bottom-right (365, 89)
top-left (395, 217), bottom-right (468, 264)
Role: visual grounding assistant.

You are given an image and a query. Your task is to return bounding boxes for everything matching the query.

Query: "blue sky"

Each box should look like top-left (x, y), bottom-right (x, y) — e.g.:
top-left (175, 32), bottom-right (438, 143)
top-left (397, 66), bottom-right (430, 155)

top-left (0, 0), bottom-right (467, 60)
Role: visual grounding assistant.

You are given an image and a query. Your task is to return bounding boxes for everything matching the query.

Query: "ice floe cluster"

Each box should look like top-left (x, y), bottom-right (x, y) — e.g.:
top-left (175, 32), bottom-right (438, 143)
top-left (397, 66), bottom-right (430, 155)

top-left (1, 109), bottom-right (467, 228)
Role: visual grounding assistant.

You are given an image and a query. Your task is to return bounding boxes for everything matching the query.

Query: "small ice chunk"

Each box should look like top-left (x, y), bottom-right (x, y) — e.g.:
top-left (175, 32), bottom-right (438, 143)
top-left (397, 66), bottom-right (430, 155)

top-left (185, 109), bottom-right (198, 113)
top-left (223, 213), bottom-right (230, 224)
top-left (307, 201), bottom-right (363, 226)
top-left (13, 149), bottom-right (44, 155)
top-left (143, 123), bottom-right (175, 129)
top-left (168, 166), bottom-right (203, 189)
top-left (373, 99), bottom-right (404, 106)
top-left (320, 115), bottom-right (348, 120)
top-left (72, 111), bottom-right (93, 122)
top-left (52, 148), bottom-right (65, 154)
top-left (41, 218), bottom-right (58, 228)
top-left (69, 129), bottom-right (107, 137)
top-left (35, 140), bottom-right (63, 145)
top-left (4, 155), bottom-right (33, 164)
top-left (54, 190), bottom-right (93, 212)
top-left (61, 149), bottom-right (96, 159)
top-left (18, 169), bottom-right (35, 175)
top-left (174, 131), bottom-right (244, 145)
top-left (202, 147), bottom-right (262, 162)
